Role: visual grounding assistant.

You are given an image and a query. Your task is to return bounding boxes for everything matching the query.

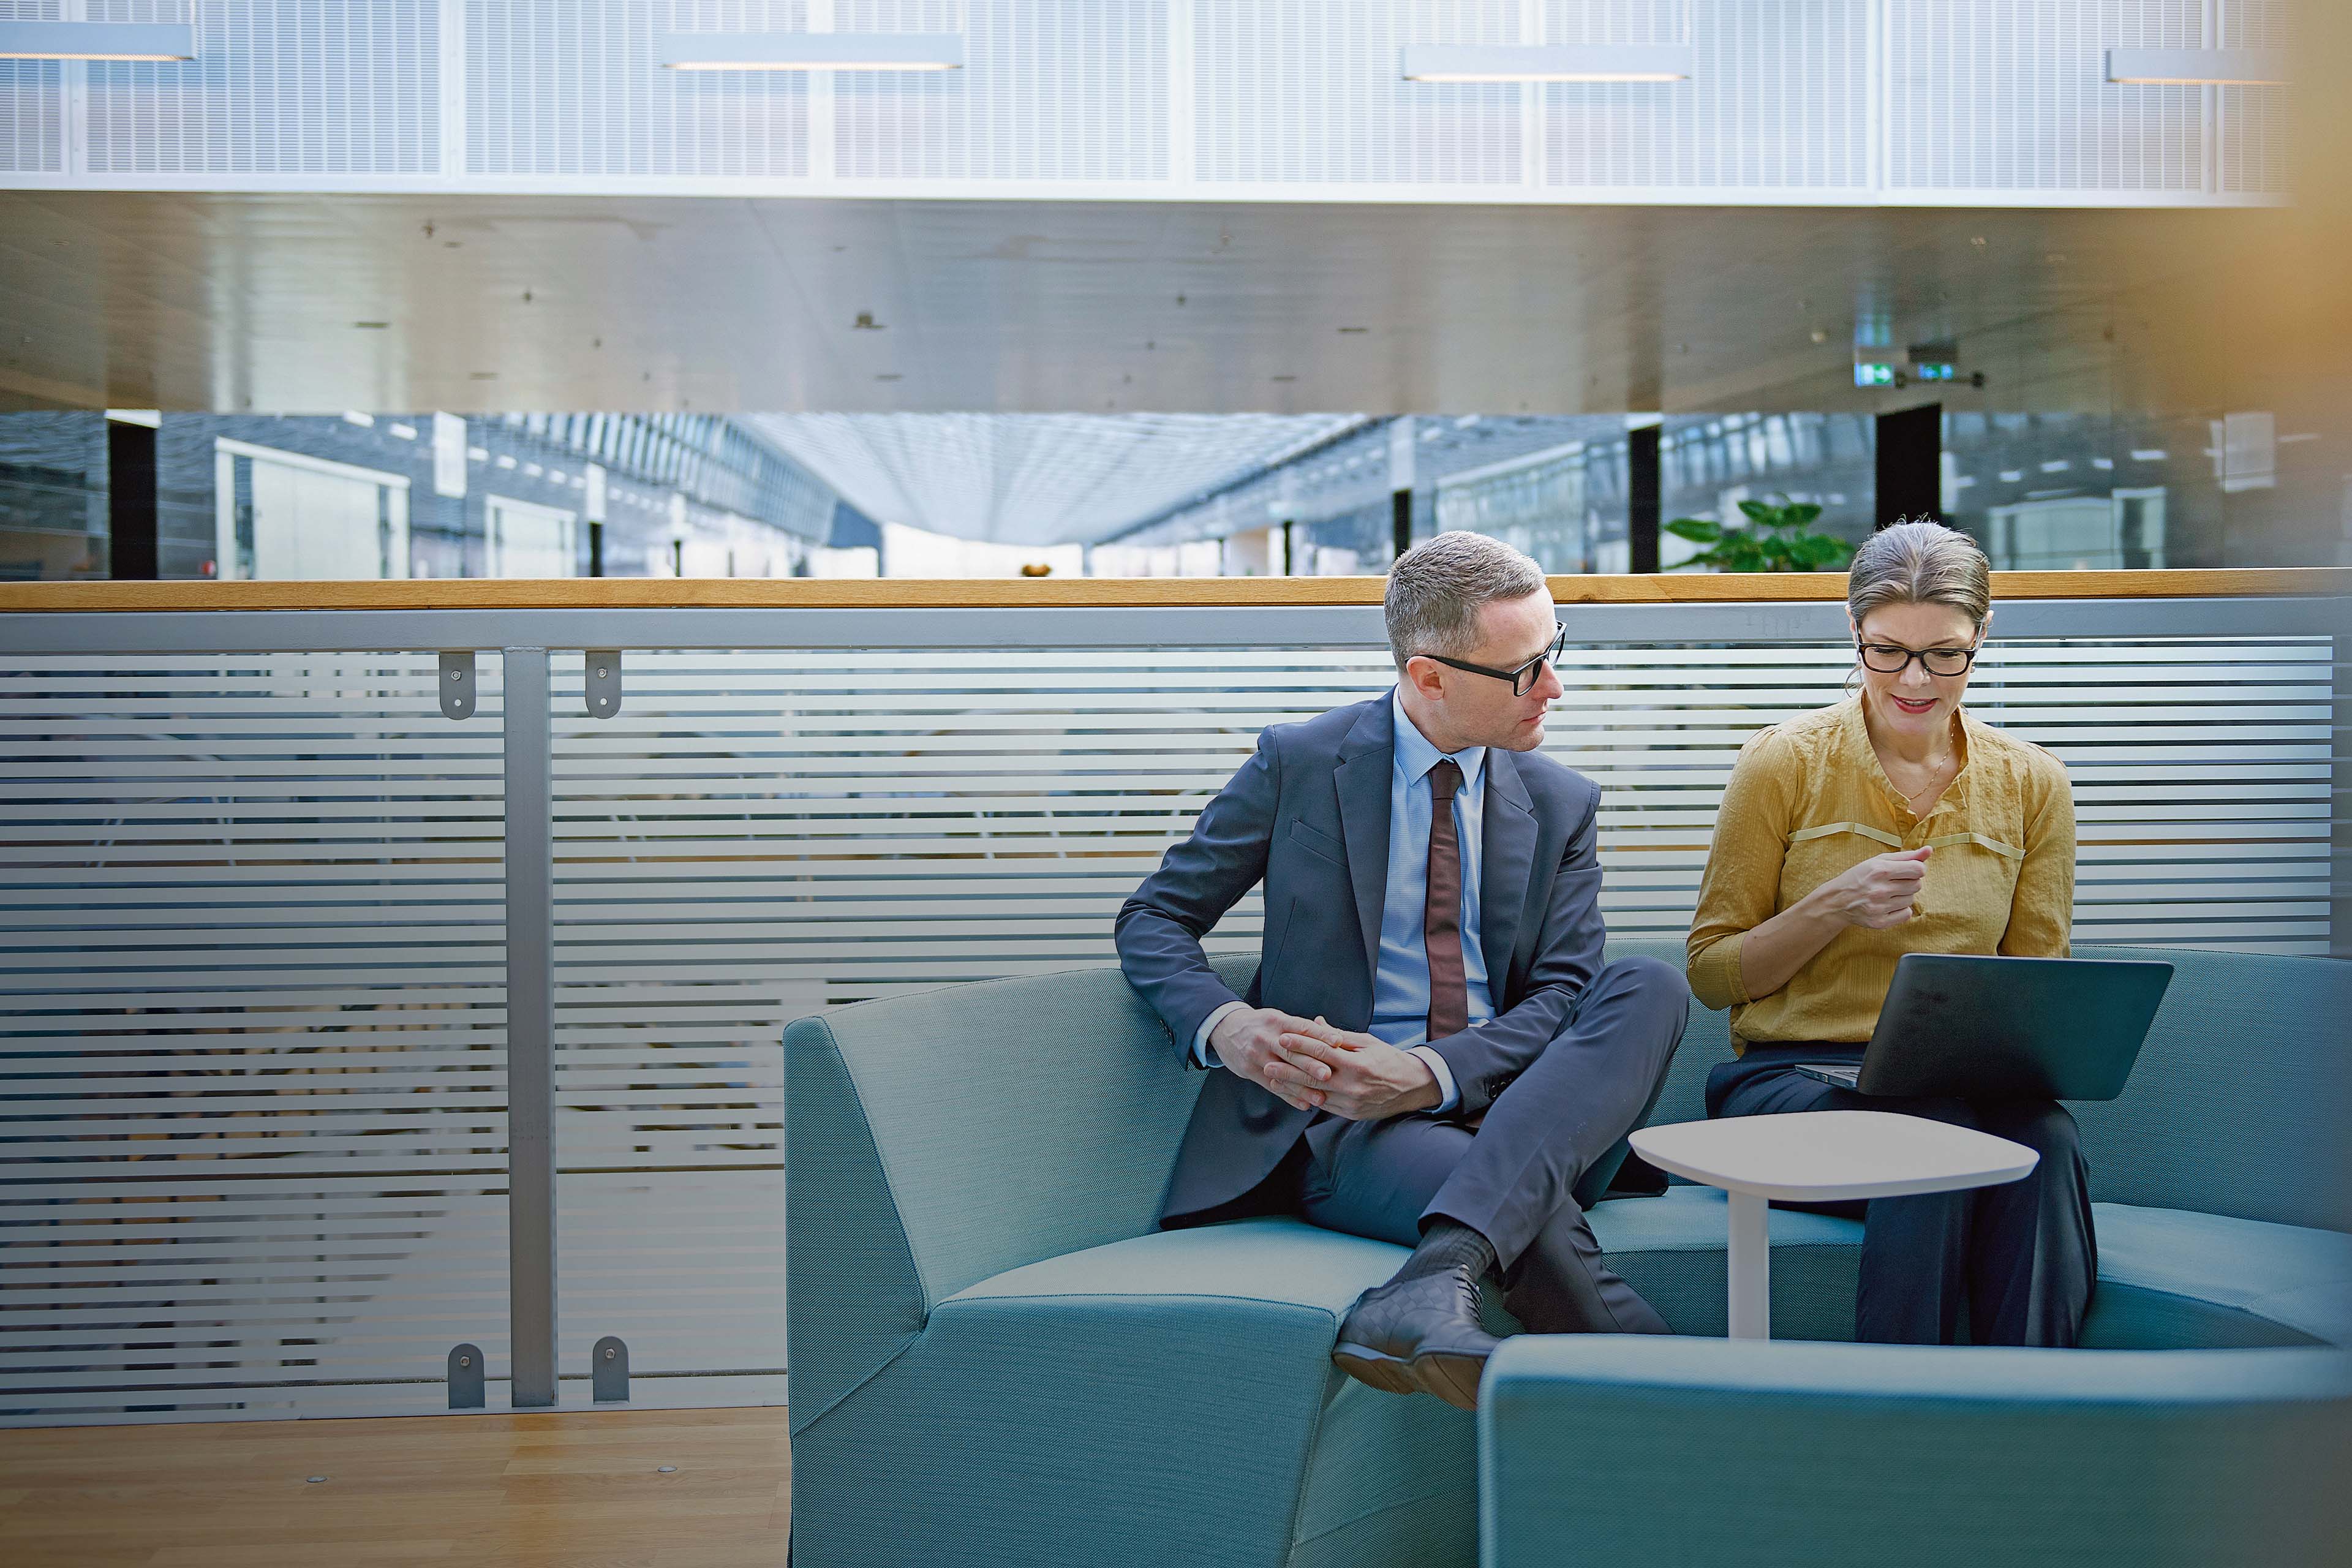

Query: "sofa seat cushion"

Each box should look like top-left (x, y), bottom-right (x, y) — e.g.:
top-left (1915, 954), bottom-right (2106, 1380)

top-left (2083, 1203), bottom-right (2352, 1349)
top-left (945, 1215), bottom-right (1407, 1317)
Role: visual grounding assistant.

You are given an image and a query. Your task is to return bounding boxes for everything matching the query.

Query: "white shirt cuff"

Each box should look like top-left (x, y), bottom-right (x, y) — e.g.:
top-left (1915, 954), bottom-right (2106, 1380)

top-left (1193, 1001), bottom-right (1248, 1068)
top-left (1408, 1045), bottom-right (1460, 1113)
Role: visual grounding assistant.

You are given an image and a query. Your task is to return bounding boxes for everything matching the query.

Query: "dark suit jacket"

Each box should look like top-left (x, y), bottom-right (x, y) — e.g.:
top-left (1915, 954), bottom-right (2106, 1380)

top-left (1115, 692), bottom-right (1609, 1225)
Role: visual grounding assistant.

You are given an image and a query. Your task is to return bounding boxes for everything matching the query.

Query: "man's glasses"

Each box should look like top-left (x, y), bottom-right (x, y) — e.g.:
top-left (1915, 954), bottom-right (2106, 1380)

top-left (1857, 642), bottom-right (1979, 677)
top-left (1421, 624), bottom-right (1569, 697)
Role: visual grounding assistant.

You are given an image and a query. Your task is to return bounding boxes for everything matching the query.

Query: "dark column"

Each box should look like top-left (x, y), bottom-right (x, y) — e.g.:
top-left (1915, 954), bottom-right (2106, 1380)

top-left (107, 420), bottom-right (159, 579)
top-left (1390, 489), bottom-right (1412, 563)
top-left (587, 521), bottom-right (605, 578)
top-left (1281, 521), bottom-right (1295, 576)
top-left (1627, 424), bottom-right (1660, 574)
top-left (1875, 403), bottom-right (1943, 527)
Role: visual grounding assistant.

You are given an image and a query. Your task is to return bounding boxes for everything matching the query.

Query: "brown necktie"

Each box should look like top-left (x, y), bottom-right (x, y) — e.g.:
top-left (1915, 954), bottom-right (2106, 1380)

top-left (1424, 758), bottom-right (1469, 1041)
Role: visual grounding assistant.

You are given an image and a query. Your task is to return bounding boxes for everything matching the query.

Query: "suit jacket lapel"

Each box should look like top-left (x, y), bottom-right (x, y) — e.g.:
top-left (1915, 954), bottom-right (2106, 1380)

top-left (1333, 697), bottom-right (1393, 990)
top-left (1479, 747), bottom-right (1537, 996)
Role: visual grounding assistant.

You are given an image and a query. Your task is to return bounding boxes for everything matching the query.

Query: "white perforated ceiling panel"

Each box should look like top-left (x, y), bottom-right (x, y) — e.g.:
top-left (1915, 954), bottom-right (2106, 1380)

top-left (2215, 0), bottom-right (2291, 196)
top-left (1195, 0), bottom-right (1526, 186)
top-left (1886, 0), bottom-right (2211, 193)
top-left (471, 0), bottom-right (811, 178)
top-left (1545, 0), bottom-right (1871, 190)
top-left (0, 62), bottom-right (62, 175)
top-left (84, 0), bottom-right (441, 175)
top-left (834, 0), bottom-right (1167, 181)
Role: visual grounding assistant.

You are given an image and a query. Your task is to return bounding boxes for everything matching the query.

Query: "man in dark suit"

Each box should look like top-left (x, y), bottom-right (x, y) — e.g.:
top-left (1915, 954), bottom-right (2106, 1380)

top-left (1117, 531), bottom-right (1689, 1409)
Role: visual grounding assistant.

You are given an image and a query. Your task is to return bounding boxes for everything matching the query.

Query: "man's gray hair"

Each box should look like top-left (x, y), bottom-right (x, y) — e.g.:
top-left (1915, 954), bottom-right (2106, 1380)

top-left (1384, 530), bottom-right (1548, 672)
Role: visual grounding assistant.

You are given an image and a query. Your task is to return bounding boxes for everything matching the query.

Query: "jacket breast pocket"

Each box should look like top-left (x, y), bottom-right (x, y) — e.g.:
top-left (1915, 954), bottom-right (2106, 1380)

top-left (1286, 817), bottom-right (1348, 869)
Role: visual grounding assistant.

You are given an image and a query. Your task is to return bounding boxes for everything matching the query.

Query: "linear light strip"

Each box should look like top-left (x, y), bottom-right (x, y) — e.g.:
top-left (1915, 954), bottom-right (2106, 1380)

top-left (0, 20), bottom-right (197, 62)
top-left (1400, 44), bottom-right (1692, 83)
top-left (2105, 47), bottom-right (2286, 86)
top-left (655, 31), bottom-right (962, 72)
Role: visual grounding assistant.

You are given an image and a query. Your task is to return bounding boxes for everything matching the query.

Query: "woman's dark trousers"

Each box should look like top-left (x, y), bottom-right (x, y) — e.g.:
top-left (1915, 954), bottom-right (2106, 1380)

top-left (1706, 1044), bottom-right (2097, 1346)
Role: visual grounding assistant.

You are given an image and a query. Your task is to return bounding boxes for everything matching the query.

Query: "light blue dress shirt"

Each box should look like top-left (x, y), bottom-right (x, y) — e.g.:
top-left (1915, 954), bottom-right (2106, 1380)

top-left (1194, 690), bottom-right (1488, 1112)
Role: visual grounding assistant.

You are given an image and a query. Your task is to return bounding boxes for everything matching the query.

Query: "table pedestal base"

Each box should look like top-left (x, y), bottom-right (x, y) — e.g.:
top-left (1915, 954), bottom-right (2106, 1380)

top-left (1727, 1189), bottom-right (1770, 1340)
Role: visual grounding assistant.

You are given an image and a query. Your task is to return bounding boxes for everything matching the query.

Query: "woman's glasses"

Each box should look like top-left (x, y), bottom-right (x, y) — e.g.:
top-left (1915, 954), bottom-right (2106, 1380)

top-left (1858, 642), bottom-right (1978, 677)
top-left (1422, 624), bottom-right (1570, 696)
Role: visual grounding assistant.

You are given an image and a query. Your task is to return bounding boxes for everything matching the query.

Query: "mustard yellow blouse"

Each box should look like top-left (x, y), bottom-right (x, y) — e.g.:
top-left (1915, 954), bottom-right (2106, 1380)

top-left (1686, 697), bottom-right (2076, 1049)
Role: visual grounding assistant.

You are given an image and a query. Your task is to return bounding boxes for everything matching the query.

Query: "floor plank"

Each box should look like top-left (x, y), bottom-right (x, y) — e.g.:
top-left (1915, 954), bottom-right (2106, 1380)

top-left (0, 1409), bottom-right (791, 1568)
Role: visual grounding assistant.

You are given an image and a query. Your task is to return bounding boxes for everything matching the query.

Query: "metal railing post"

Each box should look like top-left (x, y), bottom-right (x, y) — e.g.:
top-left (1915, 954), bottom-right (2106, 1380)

top-left (502, 646), bottom-right (560, 1406)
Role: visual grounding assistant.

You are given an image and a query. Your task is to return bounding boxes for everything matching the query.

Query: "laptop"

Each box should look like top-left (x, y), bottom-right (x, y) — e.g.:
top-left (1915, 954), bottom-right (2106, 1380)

top-left (1795, 952), bottom-right (2173, 1101)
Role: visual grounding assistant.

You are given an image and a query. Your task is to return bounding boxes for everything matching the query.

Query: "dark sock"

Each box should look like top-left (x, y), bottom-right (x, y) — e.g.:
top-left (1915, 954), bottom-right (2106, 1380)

top-left (1395, 1219), bottom-right (1497, 1283)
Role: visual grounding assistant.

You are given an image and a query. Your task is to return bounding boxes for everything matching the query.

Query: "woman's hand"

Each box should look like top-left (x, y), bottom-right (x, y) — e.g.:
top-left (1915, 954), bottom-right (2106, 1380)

top-left (1727, 846), bottom-right (1934, 1002)
top-left (1808, 846), bottom-right (1933, 930)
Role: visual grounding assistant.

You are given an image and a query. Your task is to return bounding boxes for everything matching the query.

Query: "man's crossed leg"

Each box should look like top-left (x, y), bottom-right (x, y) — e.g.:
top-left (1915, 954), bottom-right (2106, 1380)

top-left (1276, 956), bottom-right (1688, 1408)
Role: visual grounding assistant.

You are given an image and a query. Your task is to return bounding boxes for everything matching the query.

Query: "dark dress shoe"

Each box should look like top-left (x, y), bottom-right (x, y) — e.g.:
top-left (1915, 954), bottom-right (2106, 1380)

top-left (1330, 1261), bottom-right (1502, 1411)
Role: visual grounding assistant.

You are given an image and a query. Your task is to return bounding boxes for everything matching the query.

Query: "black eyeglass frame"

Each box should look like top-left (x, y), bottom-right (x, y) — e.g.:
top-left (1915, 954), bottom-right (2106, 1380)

top-left (1418, 624), bottom-right (1570, 697)
top-left (1856, 640), bottom-right (1982, 677)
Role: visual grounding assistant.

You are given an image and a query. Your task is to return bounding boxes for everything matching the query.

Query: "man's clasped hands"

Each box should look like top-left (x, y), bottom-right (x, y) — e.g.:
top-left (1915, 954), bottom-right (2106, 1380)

top-left (1206, 1006), bottom-right (1447, 1122)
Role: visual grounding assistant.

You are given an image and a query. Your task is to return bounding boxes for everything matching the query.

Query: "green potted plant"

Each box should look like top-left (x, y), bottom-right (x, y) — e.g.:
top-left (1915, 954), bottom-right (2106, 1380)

top-left (1665, 497), bottom-right (1857, 572)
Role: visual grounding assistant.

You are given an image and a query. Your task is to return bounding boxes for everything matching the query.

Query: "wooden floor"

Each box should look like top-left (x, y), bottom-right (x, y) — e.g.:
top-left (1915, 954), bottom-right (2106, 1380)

top-left (0, 1406), bottom-right (791, 1568)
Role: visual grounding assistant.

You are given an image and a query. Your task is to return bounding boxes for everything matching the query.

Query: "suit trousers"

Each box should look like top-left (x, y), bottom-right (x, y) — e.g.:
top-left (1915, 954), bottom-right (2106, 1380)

top-left (1291, 956), bottom-right (1688, 1335)
top-left (1705, 1044), bottom-right (2097, 1347)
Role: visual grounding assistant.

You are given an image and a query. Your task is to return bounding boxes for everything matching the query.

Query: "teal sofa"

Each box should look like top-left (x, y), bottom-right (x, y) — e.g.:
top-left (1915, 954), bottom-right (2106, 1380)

top-left (784, 940), bottom-right (2352, 1567)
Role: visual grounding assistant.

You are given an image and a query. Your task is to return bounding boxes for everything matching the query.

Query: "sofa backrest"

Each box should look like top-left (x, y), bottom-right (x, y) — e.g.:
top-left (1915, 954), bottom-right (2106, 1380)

top-left (791, 953), bottom-right (1240, 1315)
top-left (2066, 945), bottom-right (2351, 1232)
top-left (1608, 937), bottom-right (2352, 1235)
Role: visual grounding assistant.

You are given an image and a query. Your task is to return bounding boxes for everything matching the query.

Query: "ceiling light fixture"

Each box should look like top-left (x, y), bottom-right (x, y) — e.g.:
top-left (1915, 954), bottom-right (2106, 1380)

top-left (1401, 44), bottom-right (1691, 83)
top-left (657, 32), bottom-right (963, 72)
top-left (2105, 47), bottom-right (2286, 86)
top-left (0, 20), bottom-right (196, 62)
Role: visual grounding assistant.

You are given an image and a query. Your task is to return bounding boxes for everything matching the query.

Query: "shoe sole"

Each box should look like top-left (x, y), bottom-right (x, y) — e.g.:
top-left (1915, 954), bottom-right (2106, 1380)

top-left (1409, 1349), bottom-right (1489, 1411)
top-left (1330, 1341), bottom-right (1419, 1397)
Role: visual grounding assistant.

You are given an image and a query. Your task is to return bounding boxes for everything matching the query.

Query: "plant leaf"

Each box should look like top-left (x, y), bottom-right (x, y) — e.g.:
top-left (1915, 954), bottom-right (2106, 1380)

top-left (1716, 536), bottom-right (1770, 572)
top-left (1664, 518), bottom-right (1722, 543)
top-left (1786, 502), bottom-right (1824, 527)
top-left (1736, 500), bottom-right (1775, 525)
top-left (1791, 533), bottom-right (1852, 568)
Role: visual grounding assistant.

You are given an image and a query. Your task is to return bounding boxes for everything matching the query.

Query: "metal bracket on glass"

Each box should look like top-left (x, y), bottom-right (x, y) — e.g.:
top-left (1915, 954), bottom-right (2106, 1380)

top-left (438, 651), bottom-right (477, 720)
top-left (585, 650), bottom-right (622, 719)
top-left (592, 1336), bottom-right (630, 1403)
top-left (448, 1343), bottom-right (486, 1409)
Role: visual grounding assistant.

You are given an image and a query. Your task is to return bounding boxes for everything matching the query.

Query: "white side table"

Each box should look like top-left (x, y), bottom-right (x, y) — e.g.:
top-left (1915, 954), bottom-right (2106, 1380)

top-left (1628, 1110), bottom-right (2039, 1340)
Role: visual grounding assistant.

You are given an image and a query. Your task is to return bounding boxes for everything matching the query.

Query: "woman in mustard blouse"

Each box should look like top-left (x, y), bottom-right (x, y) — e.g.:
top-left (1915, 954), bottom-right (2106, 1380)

top-left (1686, 520), bottom-right (2092, 1346)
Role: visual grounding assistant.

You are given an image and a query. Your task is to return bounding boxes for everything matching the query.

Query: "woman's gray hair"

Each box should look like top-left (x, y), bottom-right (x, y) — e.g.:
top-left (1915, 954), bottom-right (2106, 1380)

top-left (1384, 530), bottom-right (1548, 671)
top-left (1847, 518), bottom-right (1992, 631)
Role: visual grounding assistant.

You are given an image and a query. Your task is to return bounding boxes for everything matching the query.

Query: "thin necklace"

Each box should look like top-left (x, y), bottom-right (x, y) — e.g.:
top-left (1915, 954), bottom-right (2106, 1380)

top-left (1898, 749), bottom-right (1956, 813)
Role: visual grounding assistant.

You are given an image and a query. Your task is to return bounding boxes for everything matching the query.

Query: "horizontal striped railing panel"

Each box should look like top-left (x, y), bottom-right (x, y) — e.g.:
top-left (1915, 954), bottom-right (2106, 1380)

top-left (0, 654), bottom-right (511, 1425)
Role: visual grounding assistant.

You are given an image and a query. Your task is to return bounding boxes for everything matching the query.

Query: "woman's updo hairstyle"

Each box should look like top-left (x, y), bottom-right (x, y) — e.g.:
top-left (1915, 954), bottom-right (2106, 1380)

top-left (1847, 518), bottom-right (1992, 632)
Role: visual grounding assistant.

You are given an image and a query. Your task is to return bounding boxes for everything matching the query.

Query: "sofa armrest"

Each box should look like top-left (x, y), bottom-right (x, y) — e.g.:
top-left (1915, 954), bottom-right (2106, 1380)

top-left (785, 959), bottom-right (1245, 1431)
top-left (1479, 1336), bottom-right (2352, 1568)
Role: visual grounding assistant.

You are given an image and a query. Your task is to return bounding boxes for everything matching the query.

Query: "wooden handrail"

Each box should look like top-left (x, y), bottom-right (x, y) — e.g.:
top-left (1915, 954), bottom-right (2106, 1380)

top-left (0, 568), bottom-right (2343, 612)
